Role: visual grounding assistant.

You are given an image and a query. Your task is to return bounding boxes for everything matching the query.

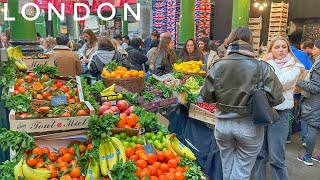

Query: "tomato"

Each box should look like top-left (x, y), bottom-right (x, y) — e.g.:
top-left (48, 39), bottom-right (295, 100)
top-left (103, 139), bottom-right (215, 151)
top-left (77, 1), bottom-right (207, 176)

top-left (76, 110), bottom-right (87, 116)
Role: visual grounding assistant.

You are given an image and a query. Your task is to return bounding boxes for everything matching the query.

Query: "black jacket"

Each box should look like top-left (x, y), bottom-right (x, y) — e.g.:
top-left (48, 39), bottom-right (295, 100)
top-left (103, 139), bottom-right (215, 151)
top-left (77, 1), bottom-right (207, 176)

top-left (126, 46), bottom-right (148, 71)
top-left (201, 53), bottom-right (285, 119)
top-left (152, 51), bottom-right (173, 76)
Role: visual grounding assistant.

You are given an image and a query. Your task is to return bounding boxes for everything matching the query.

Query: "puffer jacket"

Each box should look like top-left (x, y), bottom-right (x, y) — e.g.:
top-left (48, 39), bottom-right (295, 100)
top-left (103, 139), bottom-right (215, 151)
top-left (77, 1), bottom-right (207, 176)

top-left (126, 46), bottom-right (148, 71)
top-left (201, 53), bottom-right (285, 119)
top-left (297, 56), bottom-right (320, 127)
top-left (152, 51), bottom-right (173, 76)
top-left (267, 57), bottom-right (304, 110)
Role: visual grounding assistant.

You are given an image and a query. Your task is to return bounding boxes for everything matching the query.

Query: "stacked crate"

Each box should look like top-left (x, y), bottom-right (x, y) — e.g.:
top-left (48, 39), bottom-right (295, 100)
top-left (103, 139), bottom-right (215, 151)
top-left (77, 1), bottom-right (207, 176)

top-left (249, 17), bottom-right (262, 56)
top-left (267, 2), bottom-right (289, 43)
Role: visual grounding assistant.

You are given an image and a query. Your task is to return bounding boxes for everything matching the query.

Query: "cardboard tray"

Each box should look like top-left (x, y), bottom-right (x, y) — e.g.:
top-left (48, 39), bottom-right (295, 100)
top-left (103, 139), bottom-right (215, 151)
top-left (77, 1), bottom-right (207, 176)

top-left (9, 101), bottom-right (95, 133)
top-left (188, 103), bottom-right (216, 125)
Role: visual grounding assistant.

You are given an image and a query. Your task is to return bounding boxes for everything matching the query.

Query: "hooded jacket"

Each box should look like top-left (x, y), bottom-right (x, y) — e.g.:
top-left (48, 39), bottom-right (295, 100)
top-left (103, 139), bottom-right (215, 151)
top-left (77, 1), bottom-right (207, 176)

top-left (126, 46), bottom-right (148, 71)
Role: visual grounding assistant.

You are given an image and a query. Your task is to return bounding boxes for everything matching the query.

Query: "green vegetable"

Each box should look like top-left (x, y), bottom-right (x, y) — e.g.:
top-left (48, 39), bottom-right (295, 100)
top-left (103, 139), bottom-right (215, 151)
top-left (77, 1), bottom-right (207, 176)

top-left (0, 57), bottom-right (18, 100)
top-left (145, 76), bottom-right (159, 85)
top-left (87, 114), bottom-right (120, 141)
top-left (5, 94), bottom-right (32, 113)
top-left (141, 92), bottom-right (156, 103)
top-left (156, 83), bottom-right (173, 99)
top-left (77, 145), bottom-right (99, 174)
top-left (172, 72), bottom-right (184, 79)
top-left (90, 80), bottom-right (105, 94)
top-left (81, 79), bottom-right (100, 111)
top-left (0, 129), bottom-right (36, 162)
top-left (194, 75), bottom-right (205, 86)
top-left (185, 77), bottom-right (200, 92)
top-left (176, 59), bottom-right (183, 65)
top-left (123, 92), bottom-right (139, 106)
top-left (187, 92), bottom-right (199, 105)
top-left (33, 65), bottom-right (59, 78)
top-left (105, 60), bottom-right (118, 71)
top-left (111, 160), bottom-right (138, 180)
top-left (179, 157), bottom-right (205, 180)
top-left (174, 84), bottom-right (187, 93)
top-left (0, 161), bottom-right (16, 180)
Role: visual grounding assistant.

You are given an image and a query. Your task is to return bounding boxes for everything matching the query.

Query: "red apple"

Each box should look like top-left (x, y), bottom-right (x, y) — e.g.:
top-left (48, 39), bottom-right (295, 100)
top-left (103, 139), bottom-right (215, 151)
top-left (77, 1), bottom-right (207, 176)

top-left (98, 106), bottom-right (108, 115)
top-left (127, 106), bottom-right (135, 114)
top-left (110, 106), bottom-right (120, 114)
top-left (102, 101), bottom-right (112, 108)
top-left (103, 109), bottom-right (114, 114)
top-left (116, 100), bottom-right (129, 111)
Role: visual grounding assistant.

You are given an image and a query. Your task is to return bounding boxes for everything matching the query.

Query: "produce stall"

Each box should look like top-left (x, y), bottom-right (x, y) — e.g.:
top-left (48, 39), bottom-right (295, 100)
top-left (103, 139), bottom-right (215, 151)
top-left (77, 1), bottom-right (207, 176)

top-left (0, 53), bottom-right (222, 180)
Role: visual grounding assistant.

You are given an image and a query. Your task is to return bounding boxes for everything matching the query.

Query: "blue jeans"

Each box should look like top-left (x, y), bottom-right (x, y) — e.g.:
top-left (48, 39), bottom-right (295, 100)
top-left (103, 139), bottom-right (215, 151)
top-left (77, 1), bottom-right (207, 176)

top-left (253, 110), bottom-right (289, 180)
top-left (215, 118), bottom-right (264, 180)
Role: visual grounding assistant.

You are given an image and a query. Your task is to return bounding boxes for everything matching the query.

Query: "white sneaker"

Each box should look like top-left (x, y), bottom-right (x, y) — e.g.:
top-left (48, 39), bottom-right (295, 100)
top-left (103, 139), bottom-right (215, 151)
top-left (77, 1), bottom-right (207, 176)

top-left (302, 143), bottom-right (306, 147)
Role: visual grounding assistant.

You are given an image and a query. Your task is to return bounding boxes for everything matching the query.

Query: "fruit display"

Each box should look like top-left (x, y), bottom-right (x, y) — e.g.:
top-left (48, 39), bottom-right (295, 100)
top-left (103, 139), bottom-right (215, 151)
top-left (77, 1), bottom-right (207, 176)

top-left (112, 132), bottom-right (144, 148)
top-left (185, 77), bottom-right (200, 93)
top-left (173, 60), bottom-right (206, 74)
top-left (142, 131), bottom-right (167, 151)
top-left (196, 102), bottom-right (217, 113)
top-left (166, 134), bottom-right (196, 161)
top-left (100, 84), bottom-right (123, 100)
top-left (102, 66), bottom-right (145, 79)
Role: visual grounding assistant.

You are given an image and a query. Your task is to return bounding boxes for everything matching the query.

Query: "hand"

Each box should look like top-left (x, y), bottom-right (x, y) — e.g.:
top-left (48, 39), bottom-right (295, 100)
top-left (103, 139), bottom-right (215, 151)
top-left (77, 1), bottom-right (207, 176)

top-left (263, 53), bottom-right (273, 61)
top-left (81, 58), bottom-right (89, 64)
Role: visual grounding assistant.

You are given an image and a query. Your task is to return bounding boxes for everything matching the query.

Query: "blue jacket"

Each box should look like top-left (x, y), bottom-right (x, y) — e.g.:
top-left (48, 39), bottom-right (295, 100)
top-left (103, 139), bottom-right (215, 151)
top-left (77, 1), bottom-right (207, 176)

top-left (291, 46), bottom-right (312, 70)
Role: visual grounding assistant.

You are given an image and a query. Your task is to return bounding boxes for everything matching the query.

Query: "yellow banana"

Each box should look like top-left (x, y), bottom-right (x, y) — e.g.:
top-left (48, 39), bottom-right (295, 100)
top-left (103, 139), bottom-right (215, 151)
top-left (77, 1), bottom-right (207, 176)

top-left (166, 138), bottom-right (177, 156)
top-left (106, 138), bottom-right (118, 170)
top-left (85, 159), bottom-right (100, 180)
top-left (7, 47), bottom-right (14, 58)
top-left (14, 158), bottom-right (24, 180)
top-left (13, 47), bottom-right (23, 60)
top-left (171, 136), bottom-right (196, 160)
top-left (15, 60), bottom-right (27, 71)
top-left (101, 84), bottom-right (116, 96)
top-left (110, 136), bottom-right (126, 163)
top-left (22, 159), bottom-right (51, 180)
top-left (99, 139), bottom-right (109, 176)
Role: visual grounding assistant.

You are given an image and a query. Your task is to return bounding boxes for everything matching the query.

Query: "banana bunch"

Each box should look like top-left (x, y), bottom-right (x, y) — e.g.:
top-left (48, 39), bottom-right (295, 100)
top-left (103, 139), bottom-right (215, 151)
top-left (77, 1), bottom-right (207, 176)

top-left (85, 159), bottom-right (100, 180)
top-left (166, 134), bottom-right (196, 161)
top-left (7, 46), bottom-right (23, 60)
top-left (14, 158), bottom-right (51, 180)
top-left (15, 60), bottom-right (27, 71)
top-left (99, 137), bottom-right (126, 176)
top-left (101, 84), bottom-right (123, 100)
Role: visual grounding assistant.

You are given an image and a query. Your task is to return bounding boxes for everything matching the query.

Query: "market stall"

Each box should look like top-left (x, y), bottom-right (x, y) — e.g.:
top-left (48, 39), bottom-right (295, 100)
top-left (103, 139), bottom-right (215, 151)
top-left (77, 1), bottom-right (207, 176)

top-left (0, 48), bottom-right (221, 180)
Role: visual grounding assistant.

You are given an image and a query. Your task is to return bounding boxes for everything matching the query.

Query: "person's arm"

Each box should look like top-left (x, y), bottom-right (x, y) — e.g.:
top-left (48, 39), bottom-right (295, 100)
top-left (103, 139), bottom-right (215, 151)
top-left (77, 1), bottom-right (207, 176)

top-left (200, 68), bottom-right (217, 103)
top-left (297, 65), bottom-right (320, 94)
top-left (75, 56), bottom-right (82, 75)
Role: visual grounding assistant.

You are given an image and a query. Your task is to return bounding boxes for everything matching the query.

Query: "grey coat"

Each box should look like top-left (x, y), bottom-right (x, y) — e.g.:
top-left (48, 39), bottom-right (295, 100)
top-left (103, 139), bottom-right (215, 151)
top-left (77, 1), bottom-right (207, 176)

top-left (297, 56), bottom-right (320, 127)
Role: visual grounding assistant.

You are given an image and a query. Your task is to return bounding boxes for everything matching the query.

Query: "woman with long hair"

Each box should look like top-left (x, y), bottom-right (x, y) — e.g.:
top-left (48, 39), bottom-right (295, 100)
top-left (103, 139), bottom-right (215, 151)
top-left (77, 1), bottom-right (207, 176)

top-left (201, 27), bottom-right (284, 180)
top-left (180, 39), bottom-right (205, 62)
top-left (78, 29), bottom-right (98, 73)
top-left (151, 37), bottom-right (176, 76)
top-left (253, 36), bottom-right (304, 180)
top-left (198, 37), bottom-right (219, 69)
top-left (297, 39), bottom-right (320, 166)
top-left (43, 37), bottom-right (57, 53)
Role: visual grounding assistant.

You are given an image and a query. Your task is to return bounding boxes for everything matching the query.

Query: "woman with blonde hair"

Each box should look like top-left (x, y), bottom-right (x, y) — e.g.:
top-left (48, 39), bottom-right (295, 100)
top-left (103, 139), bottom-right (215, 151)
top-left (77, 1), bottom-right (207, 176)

top-left (43, 37), bottom-right (57, 53)
top-left (253, 36), bottom-right (305, 180)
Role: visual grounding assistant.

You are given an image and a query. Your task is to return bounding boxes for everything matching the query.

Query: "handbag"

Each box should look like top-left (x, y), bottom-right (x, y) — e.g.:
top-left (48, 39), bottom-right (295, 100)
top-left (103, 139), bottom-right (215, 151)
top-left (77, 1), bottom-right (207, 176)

top-left (252, 60), bottom-right (280, 125)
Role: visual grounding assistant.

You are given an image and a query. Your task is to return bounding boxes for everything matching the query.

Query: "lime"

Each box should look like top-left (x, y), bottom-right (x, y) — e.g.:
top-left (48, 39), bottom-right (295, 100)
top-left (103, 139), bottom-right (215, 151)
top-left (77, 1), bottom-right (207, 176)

top-left (147, 139), bottom-right (153, 144)
top-left (151, 135), bottom-right (157, 141)
top-left (123, 141), bottom-right (130, 148)
top-left (162, 142), bottom-right (166, 148)
top-left (162, 148), bottom-right (167, 152)
top-left (153, 140), bottom-right (161, 146)
top-left (119, 132), bottom-right (127, 140)
top-left (130, 142), bottom-right (136, 147)
top-left (155, 143), bottom-right (163, 150)
top-left (162, 137), bottom-right (166, 143)
top-left (120, 139), bottom-right (126, 143)
top-left (136, 138), bottom-right (144, 145)
top-left (144, 132), bottom-right (152, 139)
top-left (125, 136), bottom-right (132, 142)
top-left (156, 135), bottom-right (162, 141)
top-left (113, 134), bottom-right (121, 140)
top-left (150, 132), bottom-right (156, 137)
top-left (131, 136), bottom-right (138, 143)
top-left (157, 131), bottom-right (164, 137)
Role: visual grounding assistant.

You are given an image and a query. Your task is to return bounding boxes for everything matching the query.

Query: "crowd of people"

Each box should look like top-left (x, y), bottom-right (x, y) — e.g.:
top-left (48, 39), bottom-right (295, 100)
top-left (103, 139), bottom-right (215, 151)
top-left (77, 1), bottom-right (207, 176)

top-left (1, 26), bottom-right (319, 180)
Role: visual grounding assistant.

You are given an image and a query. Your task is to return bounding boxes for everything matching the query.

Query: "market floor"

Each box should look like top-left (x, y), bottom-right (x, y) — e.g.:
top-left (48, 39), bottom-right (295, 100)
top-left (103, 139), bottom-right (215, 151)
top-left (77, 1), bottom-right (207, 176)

top-left (248, 132), bottom-right (320, 180)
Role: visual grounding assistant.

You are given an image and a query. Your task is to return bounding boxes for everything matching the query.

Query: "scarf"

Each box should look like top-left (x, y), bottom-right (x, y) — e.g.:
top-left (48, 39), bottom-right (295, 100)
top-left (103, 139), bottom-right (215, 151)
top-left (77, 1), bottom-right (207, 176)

top-left (226, 40), bottom-right (255, 57)
top-left (301, 56), bottom-right (320, 98)
top-left (274, 53), bottom-right (292, 68)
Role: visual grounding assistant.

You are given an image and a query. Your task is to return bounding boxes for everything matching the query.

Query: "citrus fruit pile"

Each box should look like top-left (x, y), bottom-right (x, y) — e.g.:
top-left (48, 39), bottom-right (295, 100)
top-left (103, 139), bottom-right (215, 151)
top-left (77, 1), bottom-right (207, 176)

top-left (125, 145), bottom-right (187, 180)
top-left (102, 66), bottom-right (145, 79)
top-left (173, 60), bottom-right (206, 74)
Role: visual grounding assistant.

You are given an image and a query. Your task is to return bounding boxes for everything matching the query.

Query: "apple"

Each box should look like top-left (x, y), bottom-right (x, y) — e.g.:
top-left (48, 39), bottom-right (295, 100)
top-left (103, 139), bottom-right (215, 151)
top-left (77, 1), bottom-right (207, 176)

top-left (110, 106), bottom-right (120, 114)
top-left (116, 100), bottom-right (129, 111)
top-left (102, 101), bottom-right (112, 108)
top-left (98, 106), bottom-right (108, 115)
top-left (103, 109), bottom-right (114, 114)
top-left (127, 106), bottom-right (135, 114)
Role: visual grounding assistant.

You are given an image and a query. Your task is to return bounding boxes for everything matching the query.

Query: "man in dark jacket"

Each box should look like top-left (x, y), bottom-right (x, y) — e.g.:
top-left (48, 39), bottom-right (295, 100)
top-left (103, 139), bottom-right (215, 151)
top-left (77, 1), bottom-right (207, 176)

top-left (126, 38), bottom-right (148, 71)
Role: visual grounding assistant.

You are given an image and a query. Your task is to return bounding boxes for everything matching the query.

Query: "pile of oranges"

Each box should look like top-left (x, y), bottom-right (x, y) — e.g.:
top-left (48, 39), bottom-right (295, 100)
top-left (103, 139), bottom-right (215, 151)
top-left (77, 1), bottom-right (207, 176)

top-left (116, 113), bottom-right (139, 129)
top-left (26, 142), bottom-right (93, 180)
top-left (102, 66), bottom-right (145, 79)
top-left (125, 145), bottom-right (187, 180)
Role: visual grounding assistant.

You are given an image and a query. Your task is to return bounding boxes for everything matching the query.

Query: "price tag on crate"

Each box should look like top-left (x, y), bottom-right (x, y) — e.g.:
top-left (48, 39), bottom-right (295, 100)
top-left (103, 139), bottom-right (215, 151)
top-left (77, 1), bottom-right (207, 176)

top-left (51, 96), bottom-right (68, 106)
top-left (143, 144), bottom-right (156, 155)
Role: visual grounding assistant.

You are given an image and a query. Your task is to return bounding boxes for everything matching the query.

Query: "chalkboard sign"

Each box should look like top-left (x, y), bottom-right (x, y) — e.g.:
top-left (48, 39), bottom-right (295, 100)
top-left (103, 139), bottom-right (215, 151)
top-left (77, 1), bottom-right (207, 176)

top-left (143, 144), bottom-right (156, 155)
top-left (51, 96), bottom-right (68, 107)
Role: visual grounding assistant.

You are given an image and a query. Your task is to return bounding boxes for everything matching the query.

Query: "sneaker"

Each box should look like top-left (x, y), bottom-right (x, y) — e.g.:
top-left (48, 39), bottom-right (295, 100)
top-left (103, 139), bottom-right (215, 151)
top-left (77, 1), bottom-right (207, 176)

top-left (312, 154), bottom-right (320, 163)
top-left (297, 154), bottom-right (313, 166)
top-left (286, 140), bottom-right (292, 144)
top-left (302, 143), bottom-right (307, 147)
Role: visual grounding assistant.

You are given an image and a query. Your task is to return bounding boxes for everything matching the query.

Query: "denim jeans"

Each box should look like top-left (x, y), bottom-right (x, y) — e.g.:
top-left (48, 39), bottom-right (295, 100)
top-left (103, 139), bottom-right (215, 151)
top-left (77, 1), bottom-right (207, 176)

top-left (306, 124), bottom-right (320, 157)
top-left (301, 121), bottom-right (308, 143)
top-left (215, 118), bottom-right (264, 180)
top-left (253, 110), bottom-right (289, 180)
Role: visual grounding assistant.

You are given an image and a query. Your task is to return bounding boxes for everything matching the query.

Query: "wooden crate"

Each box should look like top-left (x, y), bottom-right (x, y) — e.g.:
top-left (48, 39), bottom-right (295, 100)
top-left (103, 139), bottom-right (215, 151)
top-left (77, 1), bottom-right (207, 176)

top-left (271, 8), bottom-right (288, 13)
top-left (270, 17), bottom-right (287, 22)
top-left (252, 31), bottom-right (261, 37)
top-left (188, 104), bottom-right (216, 125)
top-left (248, 24), bottom-right (262, 30)
top-left (269, 26), bottom-right (287, 31)
top-left (249, 18), bottom-right (262, 24)
top-left (270, 12), bottom-right (288, 17)
top-left (23, 55), bottom-right (54, 71)
top-left (271, 2), bottom-right (289, 8)
top-left (9, 101), bottom-right (95, 133)
top-left (270, 22), bottom-right (287, 27)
